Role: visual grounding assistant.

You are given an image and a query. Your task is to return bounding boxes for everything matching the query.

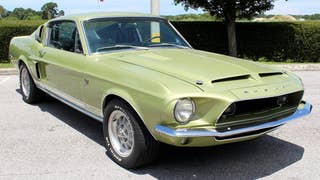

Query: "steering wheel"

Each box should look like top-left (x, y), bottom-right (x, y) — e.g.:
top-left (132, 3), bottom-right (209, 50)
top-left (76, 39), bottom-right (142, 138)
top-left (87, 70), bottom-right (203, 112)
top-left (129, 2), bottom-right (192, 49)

top-left (142, 36), bottom-right (161, 43)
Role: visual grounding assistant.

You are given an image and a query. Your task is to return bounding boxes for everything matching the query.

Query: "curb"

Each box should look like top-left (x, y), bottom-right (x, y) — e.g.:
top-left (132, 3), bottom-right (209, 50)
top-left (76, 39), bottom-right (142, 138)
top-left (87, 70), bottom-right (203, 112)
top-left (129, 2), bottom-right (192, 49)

top-left (276, 64), bottom-right (320, 71)
top-left (0, 68), bottom-right (18, 75)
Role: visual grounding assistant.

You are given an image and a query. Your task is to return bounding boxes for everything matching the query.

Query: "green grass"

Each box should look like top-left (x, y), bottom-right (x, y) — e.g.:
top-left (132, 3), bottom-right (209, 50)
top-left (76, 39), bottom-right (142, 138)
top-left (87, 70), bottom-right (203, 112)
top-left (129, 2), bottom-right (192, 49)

top-left (0, 63), bottom-right (14, 68)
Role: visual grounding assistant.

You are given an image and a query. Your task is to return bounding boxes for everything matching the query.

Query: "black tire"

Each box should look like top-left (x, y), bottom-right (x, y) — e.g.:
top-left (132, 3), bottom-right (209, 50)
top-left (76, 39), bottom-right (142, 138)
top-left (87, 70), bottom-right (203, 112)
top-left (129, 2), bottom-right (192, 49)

top-left (103, 99), bottom-right (160, 169)
top-left (19, 64), bottom-right (43, 104)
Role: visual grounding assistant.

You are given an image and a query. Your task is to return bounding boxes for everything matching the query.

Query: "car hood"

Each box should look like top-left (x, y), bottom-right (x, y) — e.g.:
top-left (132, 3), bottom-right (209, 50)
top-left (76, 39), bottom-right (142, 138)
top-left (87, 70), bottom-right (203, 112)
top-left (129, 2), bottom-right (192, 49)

top-left (110, 48), bottom-right (285, 91)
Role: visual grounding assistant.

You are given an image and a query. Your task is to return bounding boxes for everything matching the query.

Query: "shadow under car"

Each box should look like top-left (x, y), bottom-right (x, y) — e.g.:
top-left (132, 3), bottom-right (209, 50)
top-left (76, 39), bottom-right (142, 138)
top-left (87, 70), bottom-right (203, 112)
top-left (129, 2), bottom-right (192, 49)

top-left (18, 89), bottom-right (304, 180)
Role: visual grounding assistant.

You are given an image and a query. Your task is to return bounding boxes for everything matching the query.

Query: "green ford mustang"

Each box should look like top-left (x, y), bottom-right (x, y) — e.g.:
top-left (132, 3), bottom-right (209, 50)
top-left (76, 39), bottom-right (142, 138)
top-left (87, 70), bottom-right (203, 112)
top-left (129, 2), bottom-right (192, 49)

top-left (9, 12), bottom-right (312, 168)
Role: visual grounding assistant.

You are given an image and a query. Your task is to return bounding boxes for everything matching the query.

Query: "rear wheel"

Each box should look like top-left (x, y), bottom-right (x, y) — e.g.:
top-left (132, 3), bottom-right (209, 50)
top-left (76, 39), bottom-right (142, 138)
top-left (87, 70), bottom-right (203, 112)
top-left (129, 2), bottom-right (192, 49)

top-left (103, 99), bottom-right (159, 168)
top-left (19, 64), bottom-right (43, 104)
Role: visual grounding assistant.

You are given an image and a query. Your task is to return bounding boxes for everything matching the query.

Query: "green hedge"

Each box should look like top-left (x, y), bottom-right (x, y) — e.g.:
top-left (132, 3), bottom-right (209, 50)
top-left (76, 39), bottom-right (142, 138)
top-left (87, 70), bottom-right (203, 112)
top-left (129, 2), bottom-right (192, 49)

top-left (0, 20), bottom-right (319, 62)
top-left (172, 21), bottom-right (320, 62)
top-left (0, 20), bottom-right (44, 62)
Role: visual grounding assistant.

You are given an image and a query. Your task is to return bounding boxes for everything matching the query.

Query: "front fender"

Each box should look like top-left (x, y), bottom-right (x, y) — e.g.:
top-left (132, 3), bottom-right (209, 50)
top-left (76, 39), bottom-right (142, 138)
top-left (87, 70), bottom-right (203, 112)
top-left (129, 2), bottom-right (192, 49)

top-left (102, 88), bottom-right (161, 139)
top-left (103, 88), bottom-right (141, 119)
top-left (17, 56), bottom-right (40, 82)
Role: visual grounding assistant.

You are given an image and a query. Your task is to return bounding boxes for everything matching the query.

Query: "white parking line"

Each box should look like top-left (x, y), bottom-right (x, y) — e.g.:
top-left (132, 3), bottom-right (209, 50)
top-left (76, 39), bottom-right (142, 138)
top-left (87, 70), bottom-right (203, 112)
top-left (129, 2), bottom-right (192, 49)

top-left (0, 77), bottom-right (11, 84)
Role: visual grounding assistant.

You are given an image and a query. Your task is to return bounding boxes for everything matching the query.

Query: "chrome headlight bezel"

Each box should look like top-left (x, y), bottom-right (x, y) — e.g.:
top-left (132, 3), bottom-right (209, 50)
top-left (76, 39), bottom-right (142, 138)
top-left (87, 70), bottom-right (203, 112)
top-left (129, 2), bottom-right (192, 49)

top-left (173, 98), bottom-right (195, 124)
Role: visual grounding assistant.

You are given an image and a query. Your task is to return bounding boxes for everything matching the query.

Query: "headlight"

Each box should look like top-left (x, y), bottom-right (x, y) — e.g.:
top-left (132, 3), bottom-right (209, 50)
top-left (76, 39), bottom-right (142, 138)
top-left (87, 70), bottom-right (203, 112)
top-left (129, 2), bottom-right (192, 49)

top-left (174, 98), bottom-right (195, 123)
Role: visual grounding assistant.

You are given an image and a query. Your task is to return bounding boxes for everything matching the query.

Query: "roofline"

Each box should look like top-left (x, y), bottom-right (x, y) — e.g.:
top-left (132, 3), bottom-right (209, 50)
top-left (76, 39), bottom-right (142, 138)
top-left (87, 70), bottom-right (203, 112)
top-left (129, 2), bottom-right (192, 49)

top-left (51, 12), bottom-right (164, 22)
top-left (81, 16), bottom-right (166, 22)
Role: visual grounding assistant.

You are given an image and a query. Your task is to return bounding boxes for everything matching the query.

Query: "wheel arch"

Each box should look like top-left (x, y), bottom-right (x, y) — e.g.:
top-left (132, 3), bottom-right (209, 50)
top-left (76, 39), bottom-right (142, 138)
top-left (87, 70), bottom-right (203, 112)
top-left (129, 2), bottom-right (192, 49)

top-left (17, 56), bottom-right (40, 81)
top-left (17, 56), bottom-right (28, 68)
top-left (102, 90), bottom-right (158, 140)
top-left (17, 56), bottom-right (33, 75)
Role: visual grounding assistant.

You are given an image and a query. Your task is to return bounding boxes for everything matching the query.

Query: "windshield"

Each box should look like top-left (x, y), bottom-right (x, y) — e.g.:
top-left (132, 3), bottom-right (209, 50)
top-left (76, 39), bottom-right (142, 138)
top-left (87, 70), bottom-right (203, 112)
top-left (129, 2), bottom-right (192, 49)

top-left (83, 17), bottom-right (190, 53)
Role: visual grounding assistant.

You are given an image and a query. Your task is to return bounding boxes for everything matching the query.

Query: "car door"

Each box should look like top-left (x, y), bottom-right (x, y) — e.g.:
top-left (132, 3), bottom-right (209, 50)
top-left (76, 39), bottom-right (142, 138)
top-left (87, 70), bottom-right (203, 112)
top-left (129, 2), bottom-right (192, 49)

top-left (39, 20), bottom-right (86, 106)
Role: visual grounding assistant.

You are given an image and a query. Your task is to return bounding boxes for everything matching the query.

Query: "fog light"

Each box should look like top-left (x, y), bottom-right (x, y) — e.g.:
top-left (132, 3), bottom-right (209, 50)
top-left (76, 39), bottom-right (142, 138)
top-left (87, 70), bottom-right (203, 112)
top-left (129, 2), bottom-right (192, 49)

top-left (180, 138), bottom-right (189, 145)
top-left (277, 96), bottom-right (288, 106)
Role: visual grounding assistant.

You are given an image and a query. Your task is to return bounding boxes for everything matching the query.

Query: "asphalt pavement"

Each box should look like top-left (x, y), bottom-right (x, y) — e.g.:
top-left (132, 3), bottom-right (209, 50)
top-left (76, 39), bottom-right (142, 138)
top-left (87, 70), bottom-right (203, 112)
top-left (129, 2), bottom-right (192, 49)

top-left (0, 72), bottom-right (319, 180)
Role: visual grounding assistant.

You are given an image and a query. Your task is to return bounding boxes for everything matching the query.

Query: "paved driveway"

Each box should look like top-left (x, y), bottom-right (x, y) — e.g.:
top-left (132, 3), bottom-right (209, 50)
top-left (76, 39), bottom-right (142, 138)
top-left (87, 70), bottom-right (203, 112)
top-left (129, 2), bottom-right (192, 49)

top-left (0, 72), bottom-right (319, 180)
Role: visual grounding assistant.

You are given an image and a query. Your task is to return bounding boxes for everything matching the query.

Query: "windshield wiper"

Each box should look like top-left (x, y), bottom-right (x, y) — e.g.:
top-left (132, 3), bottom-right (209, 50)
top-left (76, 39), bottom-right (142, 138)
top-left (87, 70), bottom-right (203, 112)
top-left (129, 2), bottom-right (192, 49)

top-left (96, 45), bottom-right (149, 52)
top-left (148, 43), bottom-right (189, 49)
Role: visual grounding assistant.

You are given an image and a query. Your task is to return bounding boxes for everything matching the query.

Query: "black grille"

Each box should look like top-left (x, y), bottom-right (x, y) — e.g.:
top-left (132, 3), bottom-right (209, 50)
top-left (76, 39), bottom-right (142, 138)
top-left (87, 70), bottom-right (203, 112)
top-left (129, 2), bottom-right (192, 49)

top-left (234, 96), bottom-right (280, 115)
top-left (217, 91), bottom-right (304, 127)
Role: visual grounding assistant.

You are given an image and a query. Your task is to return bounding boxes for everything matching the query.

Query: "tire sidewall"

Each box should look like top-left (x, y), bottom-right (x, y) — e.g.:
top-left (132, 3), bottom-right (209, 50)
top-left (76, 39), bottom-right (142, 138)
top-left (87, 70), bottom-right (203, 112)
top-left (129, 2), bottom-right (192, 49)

top-left (103, 100), bottom-right (146, 168)
top-left (19, 65), bottom-right (31, 102)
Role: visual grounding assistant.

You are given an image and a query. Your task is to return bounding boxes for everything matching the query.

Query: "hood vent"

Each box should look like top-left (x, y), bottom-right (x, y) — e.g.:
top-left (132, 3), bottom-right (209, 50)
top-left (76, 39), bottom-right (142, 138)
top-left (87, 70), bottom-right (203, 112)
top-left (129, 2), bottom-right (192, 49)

top-left (259, 72), bottom-right (283, 77)
top-left (212, 75), bottom-right (250, 84)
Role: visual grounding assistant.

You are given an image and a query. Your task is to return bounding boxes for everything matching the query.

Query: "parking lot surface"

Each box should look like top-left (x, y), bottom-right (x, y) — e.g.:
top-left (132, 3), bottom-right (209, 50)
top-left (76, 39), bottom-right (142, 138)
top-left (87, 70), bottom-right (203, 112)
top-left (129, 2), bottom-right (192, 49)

top-left (0, 72), bottom-right (319, 180)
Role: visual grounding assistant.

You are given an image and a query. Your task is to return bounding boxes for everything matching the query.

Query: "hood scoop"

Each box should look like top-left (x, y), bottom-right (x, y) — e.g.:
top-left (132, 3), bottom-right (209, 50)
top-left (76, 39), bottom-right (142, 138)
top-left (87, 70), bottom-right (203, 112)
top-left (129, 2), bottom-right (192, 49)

top-left (259, 72), bottom-right (283, 77)
top-left (211, 75), bottom-right (250, 84)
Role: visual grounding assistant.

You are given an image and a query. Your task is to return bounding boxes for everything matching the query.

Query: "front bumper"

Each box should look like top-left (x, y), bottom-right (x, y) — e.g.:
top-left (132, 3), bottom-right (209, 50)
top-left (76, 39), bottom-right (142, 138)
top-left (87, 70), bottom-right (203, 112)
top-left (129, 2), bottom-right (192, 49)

top-left (155, 101), bottom-right (312, 142)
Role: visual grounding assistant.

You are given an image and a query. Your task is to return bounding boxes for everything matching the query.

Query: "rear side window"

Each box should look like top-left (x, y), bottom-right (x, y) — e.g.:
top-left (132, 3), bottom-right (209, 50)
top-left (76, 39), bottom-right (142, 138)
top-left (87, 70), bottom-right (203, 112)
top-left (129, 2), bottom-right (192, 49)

top-left (38, 25), bottom-right (44, 40)
top-left (47, 21), bottom-right (83, 53)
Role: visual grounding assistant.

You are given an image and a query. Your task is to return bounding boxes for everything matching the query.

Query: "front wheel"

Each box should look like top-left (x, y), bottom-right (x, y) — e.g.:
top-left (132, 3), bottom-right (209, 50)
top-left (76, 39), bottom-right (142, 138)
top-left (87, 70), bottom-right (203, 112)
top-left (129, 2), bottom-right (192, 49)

top-left (103, 99), bottom-right (159, 168)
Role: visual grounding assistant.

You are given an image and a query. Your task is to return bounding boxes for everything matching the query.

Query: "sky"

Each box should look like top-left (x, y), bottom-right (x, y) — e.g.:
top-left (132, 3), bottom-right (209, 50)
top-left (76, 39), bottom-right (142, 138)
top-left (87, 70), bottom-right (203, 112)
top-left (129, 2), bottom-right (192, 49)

top-left (0, 0), bottom-right (319, 15)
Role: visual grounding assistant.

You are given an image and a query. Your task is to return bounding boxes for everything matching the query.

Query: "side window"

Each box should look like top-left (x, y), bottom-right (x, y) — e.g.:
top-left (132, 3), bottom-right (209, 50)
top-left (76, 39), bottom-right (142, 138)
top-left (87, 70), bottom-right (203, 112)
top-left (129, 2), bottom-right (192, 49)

top-left (41, 25), bottom-right (46, 42)
top-left (47, 21), bottom-right (83, 53)
top-left (36, 25), bottom-right (44, 42)
top-left (74, 31), bottom-right (83, 53)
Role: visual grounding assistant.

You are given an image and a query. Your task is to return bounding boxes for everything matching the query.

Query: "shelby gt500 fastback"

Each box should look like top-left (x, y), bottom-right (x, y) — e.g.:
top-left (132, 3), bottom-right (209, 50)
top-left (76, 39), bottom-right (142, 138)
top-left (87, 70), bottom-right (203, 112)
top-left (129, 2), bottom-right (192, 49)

top-left (9, 12), bottom-right (312, 168)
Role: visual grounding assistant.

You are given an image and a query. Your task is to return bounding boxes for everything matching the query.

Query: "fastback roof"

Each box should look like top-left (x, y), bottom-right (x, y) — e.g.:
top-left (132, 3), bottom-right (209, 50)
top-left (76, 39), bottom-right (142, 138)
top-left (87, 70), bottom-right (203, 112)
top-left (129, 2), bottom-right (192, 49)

top-left (54, 12), bottom-right (161, 22)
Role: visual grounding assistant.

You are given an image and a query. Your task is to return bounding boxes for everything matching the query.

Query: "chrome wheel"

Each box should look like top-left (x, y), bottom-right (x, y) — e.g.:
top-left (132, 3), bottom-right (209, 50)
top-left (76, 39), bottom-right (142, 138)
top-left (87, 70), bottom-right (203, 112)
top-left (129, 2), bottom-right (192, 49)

top-left (21, 67), bottom-right (30, 97)
top-left (108, 110), bottom-right (134, 157)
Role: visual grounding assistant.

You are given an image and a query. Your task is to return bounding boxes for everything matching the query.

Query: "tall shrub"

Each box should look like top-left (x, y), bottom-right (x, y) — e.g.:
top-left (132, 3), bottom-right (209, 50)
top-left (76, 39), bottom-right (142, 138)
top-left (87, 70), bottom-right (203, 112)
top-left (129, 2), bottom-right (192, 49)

top-left (0, 20), bottom-right (43, 62)
top-left (172, 21), bottom-right (320, 62)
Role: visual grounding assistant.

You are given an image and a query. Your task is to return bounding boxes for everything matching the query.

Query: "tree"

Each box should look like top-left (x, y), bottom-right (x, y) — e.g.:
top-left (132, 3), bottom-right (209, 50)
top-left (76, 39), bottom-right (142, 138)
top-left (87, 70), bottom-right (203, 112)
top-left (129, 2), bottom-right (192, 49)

top-left (11, 8), bottom-right (38, 20)
top-left (12, 8), bottom-right (26, 20)
top-left (41, 2), bottom-right (58, 19)
top-left (0, 5), bottom-right (4, 18)
top-left (58, 10), bottom-right (65, 17)
top-left (174, 0), bottom-right (277, 57)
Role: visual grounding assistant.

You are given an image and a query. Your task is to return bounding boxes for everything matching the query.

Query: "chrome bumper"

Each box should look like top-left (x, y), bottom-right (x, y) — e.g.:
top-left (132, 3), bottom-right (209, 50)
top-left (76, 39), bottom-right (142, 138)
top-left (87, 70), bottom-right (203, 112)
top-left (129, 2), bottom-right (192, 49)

top-left (155, 102), bottom-right (312, 138)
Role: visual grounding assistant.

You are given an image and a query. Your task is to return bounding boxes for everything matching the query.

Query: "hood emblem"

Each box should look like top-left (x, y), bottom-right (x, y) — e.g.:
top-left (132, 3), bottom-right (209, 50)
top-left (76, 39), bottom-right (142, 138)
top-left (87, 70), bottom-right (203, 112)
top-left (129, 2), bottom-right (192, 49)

top-left (195, 80), bottom-right (203, 85)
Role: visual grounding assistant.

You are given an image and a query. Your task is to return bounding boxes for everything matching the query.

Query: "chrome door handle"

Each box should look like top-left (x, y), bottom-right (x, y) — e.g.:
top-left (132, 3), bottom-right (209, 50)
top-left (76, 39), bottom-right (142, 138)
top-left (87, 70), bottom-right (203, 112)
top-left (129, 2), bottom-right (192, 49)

top-left (39, 50), bottom-right (46, 57)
